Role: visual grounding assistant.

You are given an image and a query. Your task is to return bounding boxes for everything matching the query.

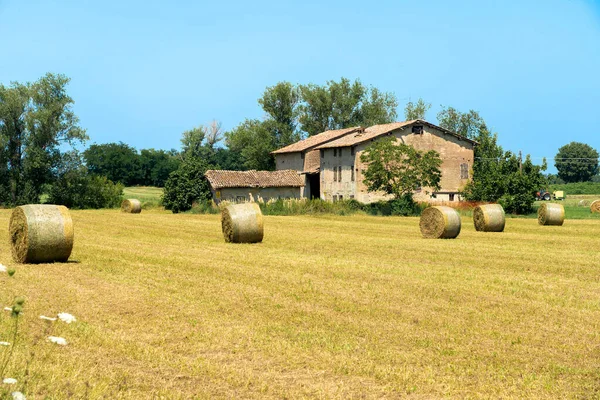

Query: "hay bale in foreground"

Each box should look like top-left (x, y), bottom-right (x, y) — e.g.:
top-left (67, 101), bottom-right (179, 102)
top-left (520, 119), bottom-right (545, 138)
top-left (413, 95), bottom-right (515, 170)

top-left (538, 203), bottom-right (565, 226)
top-left (121, 199), bottom-right (142, 213)
top-left (419, 206), bottom-right (461, 239)
top-left (9, 205), bottom-right (74, 263)
top-left (591, 200), bottom-right (600, 213)
top-left (473, 204), bottom-right (505, 232)
top-left (221, 203), bottom-right (264, 243)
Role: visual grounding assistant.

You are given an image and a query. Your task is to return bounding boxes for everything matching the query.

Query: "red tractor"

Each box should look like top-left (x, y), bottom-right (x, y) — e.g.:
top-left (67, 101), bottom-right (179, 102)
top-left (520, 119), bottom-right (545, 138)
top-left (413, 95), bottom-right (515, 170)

top-left (536, 189), bottom-right (552, 201)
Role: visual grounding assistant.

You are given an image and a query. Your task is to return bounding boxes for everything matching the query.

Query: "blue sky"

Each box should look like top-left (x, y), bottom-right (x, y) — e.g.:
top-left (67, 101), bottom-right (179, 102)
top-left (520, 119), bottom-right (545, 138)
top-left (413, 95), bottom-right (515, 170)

top-left (1, 0), bottom-right (599, 173)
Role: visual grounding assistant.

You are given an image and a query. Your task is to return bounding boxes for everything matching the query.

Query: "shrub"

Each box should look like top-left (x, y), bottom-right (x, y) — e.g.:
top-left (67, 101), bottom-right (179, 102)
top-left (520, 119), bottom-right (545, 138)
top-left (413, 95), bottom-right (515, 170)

top-left (162, 159), bottom-right (212, 213)
top-left (48, 170), bottom-right (123, 209)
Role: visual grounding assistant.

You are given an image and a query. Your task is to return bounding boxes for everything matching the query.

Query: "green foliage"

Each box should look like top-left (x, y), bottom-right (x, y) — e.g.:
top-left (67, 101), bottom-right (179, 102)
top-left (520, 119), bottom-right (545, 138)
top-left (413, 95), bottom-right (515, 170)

top-left (461, 123), bottom-right (546, 214)
top-left (298, 78), bottom-right (398, 136)
top-left (48, 152), bottom-right (124, 209)
top-left (139, 149), bottom-right (181, 187)
top-left (225, 119), bottom-right (277, 171)
top-left (360, 137), bottom-right (442, 199)
top-left (547, 181), bottom-right (600, 195)
top-left (554, 142), bottom-right (599, 183)
top-left (437, 106), bottom-right (485, 140)
top-left (404, 98), bottom-right (431, 120)
top-left (162, 159), bottom-right (212, 213)
top-left (258, 82), bottom-right (301, 147)
top-left (84, 142), bottom-right (141, 185)
top-left (0, 73), bottom-right (87, 206)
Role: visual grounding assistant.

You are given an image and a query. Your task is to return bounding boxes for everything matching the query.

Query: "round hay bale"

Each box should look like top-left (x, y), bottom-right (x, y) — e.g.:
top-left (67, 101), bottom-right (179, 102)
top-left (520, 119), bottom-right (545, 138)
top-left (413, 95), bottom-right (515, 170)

top-left (121, 199), bottom-right (141, 213)
top-left (537, 203), bottom-right (565, 226)
top-left (473, 204), bottom-right (505, 232)
top-left (591, 200), bottom-right (600, 213)
top-left (419, 206), bottom-right (461, 239)
top-left (9, 205), bottom-right (74, 264)
top-left (221, 203), bottom-right (264, 243)
top-left (578, 199), bottom-right (590, 207)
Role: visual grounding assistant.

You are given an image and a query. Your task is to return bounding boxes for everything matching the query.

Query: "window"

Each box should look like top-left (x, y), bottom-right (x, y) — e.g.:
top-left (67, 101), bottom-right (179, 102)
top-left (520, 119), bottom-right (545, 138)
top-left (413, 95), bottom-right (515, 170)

top-left (339, 195), bottom-right (343, 200)
top-left (301, 152), bottom-right (305, 160)
top-left (449, 193), bottom-right (455, 202)
top-left (351, 146), bottom-right (355, 156)
top-left (320, 149), bottom-right (324, 158)
top-left (460, 163), bottom-right (469, 179)
top-left (351, 165), bottom-right (355, 181)
top-left (332, 195), bottom-right (338, 202)
top-left (412, 125), bottom-right (424, 134)
top-left (338, 166), bottom-right (342, 182)
top-left (339, 148), bottom-right (342, 157)
top-left (333, 167), bottom-right (337, 182)
top-left (350, 195), bottom-right (355, 199)
top-left (334, 148), bottom-right (337, 157)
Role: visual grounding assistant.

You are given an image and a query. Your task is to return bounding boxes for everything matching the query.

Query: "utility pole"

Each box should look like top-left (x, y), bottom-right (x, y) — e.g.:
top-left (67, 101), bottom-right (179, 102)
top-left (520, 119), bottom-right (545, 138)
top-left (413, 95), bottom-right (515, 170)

top-left (519, 150), bottom-right (522, 174)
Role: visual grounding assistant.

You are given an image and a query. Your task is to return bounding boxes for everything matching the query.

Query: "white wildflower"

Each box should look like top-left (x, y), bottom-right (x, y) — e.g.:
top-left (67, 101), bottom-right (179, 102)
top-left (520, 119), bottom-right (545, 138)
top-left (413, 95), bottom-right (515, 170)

top-left (39, 315), bottom-right (57, 322)
top-left (3, 378), bottom-right (17, 384)
top-left (57, 312), bottom-right (76, 324)
top-left (47, 336), bottom-right (67, 346)
top-left (3, 307), bottom-right (12, 312)
top-left (0, 341), bottom-right (10, 346)
top-left (12, 391), bottom-right (26, 400)
top-left (0, 264), bottom-right (6, 272)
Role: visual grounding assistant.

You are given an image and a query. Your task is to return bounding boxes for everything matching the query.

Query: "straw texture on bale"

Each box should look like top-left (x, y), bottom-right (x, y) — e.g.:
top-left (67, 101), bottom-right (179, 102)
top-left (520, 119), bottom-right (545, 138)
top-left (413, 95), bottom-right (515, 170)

top-left (591, 200), bottom-right (600, 213)
top-left (121, 199), bottom-right (142, 213)
top-left (9, 205), bottom-right (74, 263)
top-left (419, 206), bottom-right (461, 239)
top-left (221, 203), bottom-right (264, 243)
top-left (537, 203), bottom-right (565, 226)
top-left (473, 204), bottom-right (505, 232)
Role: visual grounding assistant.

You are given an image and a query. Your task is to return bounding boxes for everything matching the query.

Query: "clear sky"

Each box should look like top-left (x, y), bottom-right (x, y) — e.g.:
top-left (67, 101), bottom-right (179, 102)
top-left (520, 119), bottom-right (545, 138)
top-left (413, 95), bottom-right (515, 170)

top-left (1, 0), bottom-right (599, 173)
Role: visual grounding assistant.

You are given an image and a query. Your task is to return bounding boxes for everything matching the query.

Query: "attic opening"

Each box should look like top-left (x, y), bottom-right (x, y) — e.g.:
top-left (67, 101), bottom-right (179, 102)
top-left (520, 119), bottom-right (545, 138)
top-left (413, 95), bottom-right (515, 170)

top-left (412, 125), bottom-right (424, 134)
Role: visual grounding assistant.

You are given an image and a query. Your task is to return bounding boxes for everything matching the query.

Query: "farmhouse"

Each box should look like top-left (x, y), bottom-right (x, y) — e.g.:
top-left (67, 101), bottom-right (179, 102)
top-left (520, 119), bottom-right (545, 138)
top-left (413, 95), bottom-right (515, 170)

top-left (205, 169), bottom-right (304, 204)
top-left (271, 127), bottom-right (363, 198)
top-left (314, 120), bottom-right (476, 203)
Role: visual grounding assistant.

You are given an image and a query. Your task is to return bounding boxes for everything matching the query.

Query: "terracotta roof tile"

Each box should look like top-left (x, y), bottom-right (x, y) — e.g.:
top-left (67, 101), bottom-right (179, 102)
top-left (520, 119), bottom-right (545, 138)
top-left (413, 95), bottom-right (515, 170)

top-left (302, 149), bottom-right (321, 174)
top-left (271, 127), bottom-right (362, 154)
top-left (205, 170), bottom-right (304, 189)
top-left (315, 120), bottom-right (477, 149)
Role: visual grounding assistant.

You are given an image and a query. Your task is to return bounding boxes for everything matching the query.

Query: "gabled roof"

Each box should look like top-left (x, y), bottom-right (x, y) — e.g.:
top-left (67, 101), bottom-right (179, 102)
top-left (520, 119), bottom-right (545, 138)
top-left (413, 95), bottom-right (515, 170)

top-left (205, 170), bottom-right (304, 189)
top-left (315, 120), bottom-right (477, 149)
top-left (271, 127), bottom-right (363, 154)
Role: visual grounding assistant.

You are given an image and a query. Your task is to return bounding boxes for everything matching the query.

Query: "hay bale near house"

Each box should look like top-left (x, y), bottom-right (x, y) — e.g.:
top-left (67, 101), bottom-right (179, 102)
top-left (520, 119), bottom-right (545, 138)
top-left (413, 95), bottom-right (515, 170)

top-left (9, 205), bottom-right (74, 263)
top-left (538, 203), bottom-right (565, 226)
top-left (473, 204), bottom-right (505, 232)
top-left (121, 199), bottom-right (142, 213)
top-left (590, 200), bottom-right (600, 213)
top-left (419, 206), bottom-right (461, 239)
top-left (221, 203), bottom-right (264, 243)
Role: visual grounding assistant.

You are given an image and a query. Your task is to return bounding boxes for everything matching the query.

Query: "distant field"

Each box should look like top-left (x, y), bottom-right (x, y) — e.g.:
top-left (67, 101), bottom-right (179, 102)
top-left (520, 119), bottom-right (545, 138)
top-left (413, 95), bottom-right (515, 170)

top-left (122, 186), bottom-right (163, 207)
top-left (1, 210), bottom-right (599, 398)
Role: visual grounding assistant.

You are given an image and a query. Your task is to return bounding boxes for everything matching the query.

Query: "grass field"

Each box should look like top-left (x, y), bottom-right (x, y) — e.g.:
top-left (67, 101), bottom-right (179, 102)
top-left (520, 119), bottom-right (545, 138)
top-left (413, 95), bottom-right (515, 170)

top-left (122, 187), bottom-right (163, 208)
top-left (1, 210), bottom-right (599, 398)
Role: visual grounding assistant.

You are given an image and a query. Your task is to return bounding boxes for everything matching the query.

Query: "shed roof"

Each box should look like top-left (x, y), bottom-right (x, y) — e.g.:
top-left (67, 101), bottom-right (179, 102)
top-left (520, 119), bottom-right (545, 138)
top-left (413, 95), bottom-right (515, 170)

top-left (271, 126), bottom-right (363, 154)
top-left (315, 120), bottom-right (477, 149)
top-left (205, 170), bottom-right (304, 189)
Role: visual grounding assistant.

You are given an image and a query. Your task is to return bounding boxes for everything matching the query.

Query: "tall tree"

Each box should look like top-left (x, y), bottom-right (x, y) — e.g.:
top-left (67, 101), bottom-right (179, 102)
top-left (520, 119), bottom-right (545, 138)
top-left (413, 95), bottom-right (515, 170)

top-left (0, 73), bottom-right (87, 205)
top-left (404, 98), bottom-right (431, 120)
top-left (298, 78), bottom-right (398, 136)
top-left (258, 82), bottom-right (300, 147)
top-left (437, 106), bottom-right (485, 139)
top-left (225, 119), bottom-right (276, 171)
top-left (84, 142), bottom-right (141, 186)
top-left (554, 142), bottom-right (599, 183)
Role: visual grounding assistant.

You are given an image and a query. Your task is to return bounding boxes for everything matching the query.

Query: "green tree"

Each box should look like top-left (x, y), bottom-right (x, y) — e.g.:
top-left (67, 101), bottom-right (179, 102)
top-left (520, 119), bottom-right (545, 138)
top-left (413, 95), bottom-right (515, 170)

top-left (162, 158), bottom-right (212, 213)
top-left (0, 73), bottom-right (87, 205)
top-left (437, 106), bottom-right (485, 140)
top-left (298, 78), bottom-right (398, 136)
top-left (404, 98), bottom-right (431, 120)
top-left (84, 142), bottom-right (141, 186)
top-left (139, 149), bottom-right (181, 187)
top-left (225, 119), bottom-right (276, 171)
top-left (554, 142), bottom-right (599, 183)
top-left (258, 82), bottom-right (301, 147)
top-left (360, 136), bottom-right (442, 201)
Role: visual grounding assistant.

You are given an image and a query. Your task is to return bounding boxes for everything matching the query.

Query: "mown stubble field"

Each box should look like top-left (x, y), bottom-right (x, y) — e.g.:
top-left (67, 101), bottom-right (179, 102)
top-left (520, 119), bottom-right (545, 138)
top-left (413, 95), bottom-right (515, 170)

top-left (1, 209), bottom-right (599, 399)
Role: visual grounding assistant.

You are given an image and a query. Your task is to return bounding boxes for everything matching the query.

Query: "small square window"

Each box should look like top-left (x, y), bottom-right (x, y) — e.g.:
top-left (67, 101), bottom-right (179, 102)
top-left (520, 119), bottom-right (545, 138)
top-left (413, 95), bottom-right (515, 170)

top-left (449, 193), bottom-right (455, 202)
top-left (332, 195), bottom-right (338, 202)
top-left (339, 195), bottom-right (343, 200)
top-left (412, 125), bottom-right (424, 134)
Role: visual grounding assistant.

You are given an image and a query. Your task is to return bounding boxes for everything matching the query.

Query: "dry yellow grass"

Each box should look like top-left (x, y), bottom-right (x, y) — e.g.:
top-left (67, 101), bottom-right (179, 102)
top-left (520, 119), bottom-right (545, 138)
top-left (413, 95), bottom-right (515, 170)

top-left (1, 209), bottom-right (599, 399)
